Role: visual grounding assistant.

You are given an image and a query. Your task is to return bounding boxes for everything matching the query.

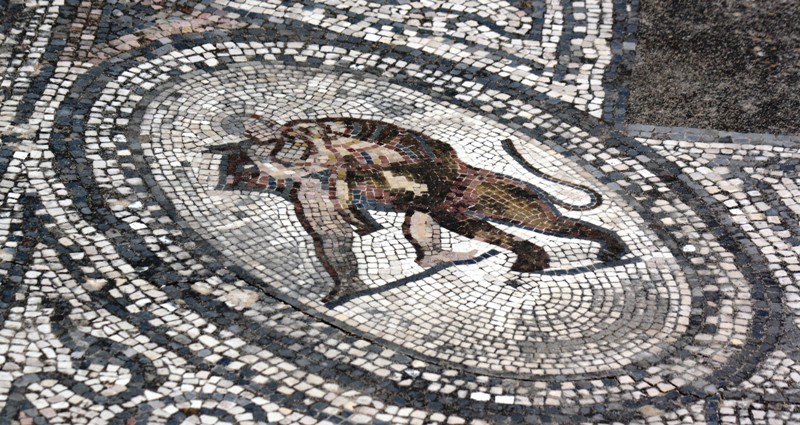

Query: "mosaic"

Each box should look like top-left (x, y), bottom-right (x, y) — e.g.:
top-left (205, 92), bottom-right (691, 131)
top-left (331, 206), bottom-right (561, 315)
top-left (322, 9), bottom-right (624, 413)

top-left (0, 0), bottom-right (798, 424)
top-left (210, 113), bottom-right (627, 300)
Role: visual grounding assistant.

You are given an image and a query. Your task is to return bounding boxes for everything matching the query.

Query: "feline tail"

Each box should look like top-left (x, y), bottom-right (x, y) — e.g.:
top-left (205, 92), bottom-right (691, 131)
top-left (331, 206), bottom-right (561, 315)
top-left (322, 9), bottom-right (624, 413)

top-left (501, 139), bottom-right (603, 211)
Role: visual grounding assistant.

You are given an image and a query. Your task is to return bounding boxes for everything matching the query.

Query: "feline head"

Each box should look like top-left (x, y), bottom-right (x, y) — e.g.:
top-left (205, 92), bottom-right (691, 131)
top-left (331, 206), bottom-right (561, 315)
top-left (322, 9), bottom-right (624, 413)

top-left (207, 114), bottom-right (280, 189)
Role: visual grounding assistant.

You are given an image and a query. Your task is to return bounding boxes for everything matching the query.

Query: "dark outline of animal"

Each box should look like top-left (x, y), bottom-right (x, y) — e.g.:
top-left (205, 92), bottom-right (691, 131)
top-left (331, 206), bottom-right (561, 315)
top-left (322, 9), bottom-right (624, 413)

top-left (208, 116), bottom-right (627, 302)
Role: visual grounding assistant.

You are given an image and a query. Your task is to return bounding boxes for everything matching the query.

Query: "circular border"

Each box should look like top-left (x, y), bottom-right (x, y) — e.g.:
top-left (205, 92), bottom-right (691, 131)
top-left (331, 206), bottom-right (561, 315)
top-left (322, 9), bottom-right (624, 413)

top-left (47, 26), bottom-right (782, 421)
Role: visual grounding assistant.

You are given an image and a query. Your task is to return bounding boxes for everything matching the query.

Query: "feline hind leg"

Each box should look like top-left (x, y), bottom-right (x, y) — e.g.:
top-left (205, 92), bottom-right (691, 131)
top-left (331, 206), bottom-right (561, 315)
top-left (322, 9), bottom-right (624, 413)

top-left (472, 180), bottom-right (627, 263)
top-left (428, 211), bottom-right (547, 272)
top-left (402, 210), bottom-right (477, 268)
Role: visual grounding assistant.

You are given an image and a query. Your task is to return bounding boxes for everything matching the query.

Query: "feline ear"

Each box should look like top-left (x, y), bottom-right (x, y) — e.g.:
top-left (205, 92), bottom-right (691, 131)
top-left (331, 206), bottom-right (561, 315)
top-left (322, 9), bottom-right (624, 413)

top-left (206, 143), bottom-right (241, 154)
top-left (244, 117), bottom-right (282, 146)
top-left (251, 111), bottom-right (279, 123)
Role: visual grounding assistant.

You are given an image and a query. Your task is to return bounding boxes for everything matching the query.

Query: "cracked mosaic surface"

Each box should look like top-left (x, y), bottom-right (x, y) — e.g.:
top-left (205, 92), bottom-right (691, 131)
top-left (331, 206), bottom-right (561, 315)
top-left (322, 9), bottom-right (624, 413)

top-left (1, 0), bottom-right (799, 423)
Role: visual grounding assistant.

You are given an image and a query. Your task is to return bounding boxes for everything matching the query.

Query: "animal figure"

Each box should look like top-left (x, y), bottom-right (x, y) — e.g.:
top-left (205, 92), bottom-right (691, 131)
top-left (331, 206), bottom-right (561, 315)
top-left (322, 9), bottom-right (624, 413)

top-left (210, 116), bottom-right (627, 302)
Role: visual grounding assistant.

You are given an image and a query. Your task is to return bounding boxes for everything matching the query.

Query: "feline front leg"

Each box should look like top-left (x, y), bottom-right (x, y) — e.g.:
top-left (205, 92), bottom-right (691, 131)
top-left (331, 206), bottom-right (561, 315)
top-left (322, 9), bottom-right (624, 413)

top-left (291, 178), bottom-right (367, 302)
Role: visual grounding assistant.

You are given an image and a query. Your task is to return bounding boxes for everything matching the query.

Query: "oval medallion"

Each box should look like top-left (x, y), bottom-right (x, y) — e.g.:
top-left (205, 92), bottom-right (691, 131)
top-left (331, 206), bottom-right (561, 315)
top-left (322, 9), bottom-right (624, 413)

top-left (130, 60), bottom-right (726, 378)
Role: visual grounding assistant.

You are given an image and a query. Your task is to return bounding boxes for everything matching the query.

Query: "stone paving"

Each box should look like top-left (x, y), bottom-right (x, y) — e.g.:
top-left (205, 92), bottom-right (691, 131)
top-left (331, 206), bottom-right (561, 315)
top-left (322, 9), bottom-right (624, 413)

top-left (0, 0), bottom-right (799, 424)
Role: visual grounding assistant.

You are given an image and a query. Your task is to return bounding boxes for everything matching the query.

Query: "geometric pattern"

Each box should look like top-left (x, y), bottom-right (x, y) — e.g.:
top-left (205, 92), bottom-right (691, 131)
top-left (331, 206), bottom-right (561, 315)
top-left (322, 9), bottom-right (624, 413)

top-left (0, 0), bottom-right (797, 423)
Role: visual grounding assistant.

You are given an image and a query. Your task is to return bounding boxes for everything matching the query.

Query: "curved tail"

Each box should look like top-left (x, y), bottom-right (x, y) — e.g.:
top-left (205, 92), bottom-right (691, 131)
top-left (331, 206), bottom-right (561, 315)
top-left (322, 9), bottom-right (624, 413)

top-left (501, 139), bottom-right (603, 211)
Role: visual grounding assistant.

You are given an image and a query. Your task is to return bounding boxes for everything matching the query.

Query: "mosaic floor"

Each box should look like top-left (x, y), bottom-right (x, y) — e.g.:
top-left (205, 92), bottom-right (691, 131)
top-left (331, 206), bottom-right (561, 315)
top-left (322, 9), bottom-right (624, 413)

top-left (1, 0), bottom-right (799, 424)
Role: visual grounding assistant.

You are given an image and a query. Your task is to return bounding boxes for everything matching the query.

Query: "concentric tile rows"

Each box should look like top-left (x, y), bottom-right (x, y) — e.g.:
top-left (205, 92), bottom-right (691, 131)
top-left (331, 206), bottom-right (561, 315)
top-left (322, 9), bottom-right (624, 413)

top-left (0, 0), bottom-right (798, 424)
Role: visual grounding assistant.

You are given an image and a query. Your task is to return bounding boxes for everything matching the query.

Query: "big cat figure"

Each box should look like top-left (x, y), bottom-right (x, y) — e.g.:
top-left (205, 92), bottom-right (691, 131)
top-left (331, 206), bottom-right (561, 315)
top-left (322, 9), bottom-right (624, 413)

top-left (210, 116), bottom-right (627, 302)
